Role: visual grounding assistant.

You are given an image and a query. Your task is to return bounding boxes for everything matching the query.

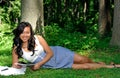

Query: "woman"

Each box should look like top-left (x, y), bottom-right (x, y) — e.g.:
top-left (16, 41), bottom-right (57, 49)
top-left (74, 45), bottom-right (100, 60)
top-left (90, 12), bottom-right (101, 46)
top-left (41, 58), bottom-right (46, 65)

top-left (12, 22), bottom-right (119, 70)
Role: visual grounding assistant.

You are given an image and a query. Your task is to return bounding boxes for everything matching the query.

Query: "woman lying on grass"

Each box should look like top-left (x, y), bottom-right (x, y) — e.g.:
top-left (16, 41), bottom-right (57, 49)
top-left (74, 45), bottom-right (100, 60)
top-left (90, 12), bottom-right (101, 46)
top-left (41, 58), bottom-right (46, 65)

top-left (12, 22), bottom-right (120, 70)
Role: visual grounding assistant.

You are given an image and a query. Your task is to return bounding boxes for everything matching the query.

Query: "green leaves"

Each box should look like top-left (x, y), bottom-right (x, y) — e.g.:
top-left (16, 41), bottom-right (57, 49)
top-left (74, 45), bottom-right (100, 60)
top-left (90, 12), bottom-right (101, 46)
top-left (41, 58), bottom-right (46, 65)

top-left (0, 0), bottom-right (20, 25)
top-left (44, 24), bottom-right (100, 51)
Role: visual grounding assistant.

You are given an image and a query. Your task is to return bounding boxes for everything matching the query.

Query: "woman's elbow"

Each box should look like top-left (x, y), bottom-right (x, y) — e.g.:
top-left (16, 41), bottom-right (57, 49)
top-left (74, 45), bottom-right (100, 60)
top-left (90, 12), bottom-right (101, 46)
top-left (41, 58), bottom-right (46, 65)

top-left (51, 51), bottom-right (54, 57)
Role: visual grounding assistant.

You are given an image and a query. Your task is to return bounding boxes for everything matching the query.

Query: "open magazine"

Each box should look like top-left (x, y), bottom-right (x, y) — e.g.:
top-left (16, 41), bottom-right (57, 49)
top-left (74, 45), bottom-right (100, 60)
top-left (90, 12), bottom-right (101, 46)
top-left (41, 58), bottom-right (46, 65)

top-left (17, 62), bottom-right (35, 67)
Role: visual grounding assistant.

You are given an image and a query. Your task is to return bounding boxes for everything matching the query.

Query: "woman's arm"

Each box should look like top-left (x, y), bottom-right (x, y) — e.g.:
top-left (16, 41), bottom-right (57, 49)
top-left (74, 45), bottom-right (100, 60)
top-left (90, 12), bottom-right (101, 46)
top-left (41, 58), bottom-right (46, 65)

top-left (12, 46), bottom-right (22, 68)
top-left (32, 35), bottom-right (53, 70)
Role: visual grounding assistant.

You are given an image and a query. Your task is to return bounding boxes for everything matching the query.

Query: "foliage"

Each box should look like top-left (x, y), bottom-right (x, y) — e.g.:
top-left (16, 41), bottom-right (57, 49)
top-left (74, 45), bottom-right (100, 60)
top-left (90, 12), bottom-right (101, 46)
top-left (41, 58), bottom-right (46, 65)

top-left (0, 0), bottom-right (20, 26)
top-left (0, 0), bottom-right (113, 36)
top-left (44, 24), bottom-right (110, 52)
top-left (43, 0), bottom-right (108, 34)
top-left (0, 0), bottom-right (20, 51)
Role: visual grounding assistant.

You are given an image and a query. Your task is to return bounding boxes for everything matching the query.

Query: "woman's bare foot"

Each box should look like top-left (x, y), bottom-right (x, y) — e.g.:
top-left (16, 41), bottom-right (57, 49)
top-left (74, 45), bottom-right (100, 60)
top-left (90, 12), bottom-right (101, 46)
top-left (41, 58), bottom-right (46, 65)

top-left (105, 64), bottom-right (120, 68)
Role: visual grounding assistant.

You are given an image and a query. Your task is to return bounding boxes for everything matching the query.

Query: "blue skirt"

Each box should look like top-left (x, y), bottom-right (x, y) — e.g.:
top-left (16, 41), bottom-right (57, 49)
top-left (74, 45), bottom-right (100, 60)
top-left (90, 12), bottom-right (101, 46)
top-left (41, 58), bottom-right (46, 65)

top-left (33, 46), bottom-right (74, 68)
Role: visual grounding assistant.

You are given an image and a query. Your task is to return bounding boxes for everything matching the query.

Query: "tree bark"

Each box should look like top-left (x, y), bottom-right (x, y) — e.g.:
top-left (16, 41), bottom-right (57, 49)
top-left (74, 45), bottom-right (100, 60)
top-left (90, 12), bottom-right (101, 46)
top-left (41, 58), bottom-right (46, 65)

top-left (110, 0), bottom-right (120, 46)
top-left (99, 0), bottom-right (106, 37)
top-left (98, 0), bottom-right (111, 37)
top-left (21, 0), bottom-right (44, 35)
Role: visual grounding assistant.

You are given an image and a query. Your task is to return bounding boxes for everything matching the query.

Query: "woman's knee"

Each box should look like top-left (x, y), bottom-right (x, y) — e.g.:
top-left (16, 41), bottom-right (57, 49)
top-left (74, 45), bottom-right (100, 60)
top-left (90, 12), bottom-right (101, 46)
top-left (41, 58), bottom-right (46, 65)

top-left (73, 53), bottom-right (93, 64)
top-left (73, 54), bottom-right (83, 63)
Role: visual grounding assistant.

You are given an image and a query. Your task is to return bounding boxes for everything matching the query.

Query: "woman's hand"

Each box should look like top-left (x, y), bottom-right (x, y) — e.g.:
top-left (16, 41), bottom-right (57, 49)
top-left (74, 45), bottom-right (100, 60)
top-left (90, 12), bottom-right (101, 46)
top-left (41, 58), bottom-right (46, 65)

top-left (12, 63), bottom-right (23, 69)
top-left (31, 63), bottom-right (42, 70)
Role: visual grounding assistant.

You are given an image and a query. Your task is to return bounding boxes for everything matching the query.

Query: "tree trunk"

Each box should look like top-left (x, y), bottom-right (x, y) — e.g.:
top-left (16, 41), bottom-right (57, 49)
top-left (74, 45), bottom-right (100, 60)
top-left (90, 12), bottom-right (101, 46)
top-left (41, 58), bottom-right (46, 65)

top-left (110, 0), bottom-right (120, 46)
top-left (98, 0), bottom-right (107, 37)
top-left (98, 0), bottom-right (111, 37)
top-left (21, 0), bottom-right (44, 35)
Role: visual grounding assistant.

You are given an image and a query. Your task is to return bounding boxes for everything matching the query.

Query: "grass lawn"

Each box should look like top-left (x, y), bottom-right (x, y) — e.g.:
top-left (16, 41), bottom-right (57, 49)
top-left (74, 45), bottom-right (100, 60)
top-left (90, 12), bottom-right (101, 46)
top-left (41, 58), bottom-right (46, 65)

top-left (1, 68), bottom-right (120, 78)
top-left (1, 47), bottom-right (120, 78)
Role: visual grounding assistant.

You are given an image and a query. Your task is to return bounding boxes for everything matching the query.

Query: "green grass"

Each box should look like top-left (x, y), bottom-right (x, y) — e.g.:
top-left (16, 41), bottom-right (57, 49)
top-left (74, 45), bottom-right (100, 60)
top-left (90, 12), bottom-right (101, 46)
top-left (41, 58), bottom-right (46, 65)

top-left (1, 68), bottom-right (120, 78)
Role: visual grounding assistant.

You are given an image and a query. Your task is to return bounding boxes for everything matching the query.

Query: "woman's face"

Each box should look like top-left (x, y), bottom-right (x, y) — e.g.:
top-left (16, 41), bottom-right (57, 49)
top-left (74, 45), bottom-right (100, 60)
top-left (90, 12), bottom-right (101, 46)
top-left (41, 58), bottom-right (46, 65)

top-left (20, 26), bottom-right (31, 43)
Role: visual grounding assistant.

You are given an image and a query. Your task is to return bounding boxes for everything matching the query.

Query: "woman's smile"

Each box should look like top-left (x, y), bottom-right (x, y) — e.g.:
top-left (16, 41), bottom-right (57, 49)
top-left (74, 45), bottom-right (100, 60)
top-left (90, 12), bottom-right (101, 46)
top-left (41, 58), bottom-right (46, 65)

top-left (20, 27), bottom-right (31, 42)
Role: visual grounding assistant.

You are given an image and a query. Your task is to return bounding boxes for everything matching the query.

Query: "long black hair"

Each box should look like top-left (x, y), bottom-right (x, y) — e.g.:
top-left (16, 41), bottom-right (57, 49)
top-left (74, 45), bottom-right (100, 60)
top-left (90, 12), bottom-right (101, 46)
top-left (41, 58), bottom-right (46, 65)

top-left (12, 22), bottom-right (35, 58)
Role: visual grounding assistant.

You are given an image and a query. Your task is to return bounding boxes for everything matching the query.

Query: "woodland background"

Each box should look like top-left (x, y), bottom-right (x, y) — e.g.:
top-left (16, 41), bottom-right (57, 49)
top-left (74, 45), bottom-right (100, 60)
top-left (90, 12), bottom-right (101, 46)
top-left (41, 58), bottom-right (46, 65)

top-left (1, 0), bottom-right (120, 78)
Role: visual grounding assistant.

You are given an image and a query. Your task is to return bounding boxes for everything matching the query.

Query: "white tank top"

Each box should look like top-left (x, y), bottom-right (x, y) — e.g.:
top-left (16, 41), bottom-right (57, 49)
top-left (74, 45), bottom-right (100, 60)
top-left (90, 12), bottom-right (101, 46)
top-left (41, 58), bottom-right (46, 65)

top-left (22, 35), bottom-right (44, 62)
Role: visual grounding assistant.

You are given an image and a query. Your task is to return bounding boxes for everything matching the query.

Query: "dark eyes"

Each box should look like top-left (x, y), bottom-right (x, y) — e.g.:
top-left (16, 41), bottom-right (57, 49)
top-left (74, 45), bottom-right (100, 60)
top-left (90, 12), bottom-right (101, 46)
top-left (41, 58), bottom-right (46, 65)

top-left (21, 32), bottom-right (30, 34)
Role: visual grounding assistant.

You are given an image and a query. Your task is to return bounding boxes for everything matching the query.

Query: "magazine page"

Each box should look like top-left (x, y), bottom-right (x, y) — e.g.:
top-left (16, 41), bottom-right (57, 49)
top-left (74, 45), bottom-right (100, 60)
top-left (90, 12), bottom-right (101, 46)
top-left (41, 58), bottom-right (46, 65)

top-left (17, 63), bottom-right (35, 67)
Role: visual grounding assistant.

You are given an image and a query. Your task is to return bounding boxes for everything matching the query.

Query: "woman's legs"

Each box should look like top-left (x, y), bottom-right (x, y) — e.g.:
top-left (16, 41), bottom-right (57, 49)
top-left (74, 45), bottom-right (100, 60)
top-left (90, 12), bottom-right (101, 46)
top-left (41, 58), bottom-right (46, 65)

top-left (72, 53), bottom-right (120, 69)
top-left (72, 63), bottom-right (119, 69)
